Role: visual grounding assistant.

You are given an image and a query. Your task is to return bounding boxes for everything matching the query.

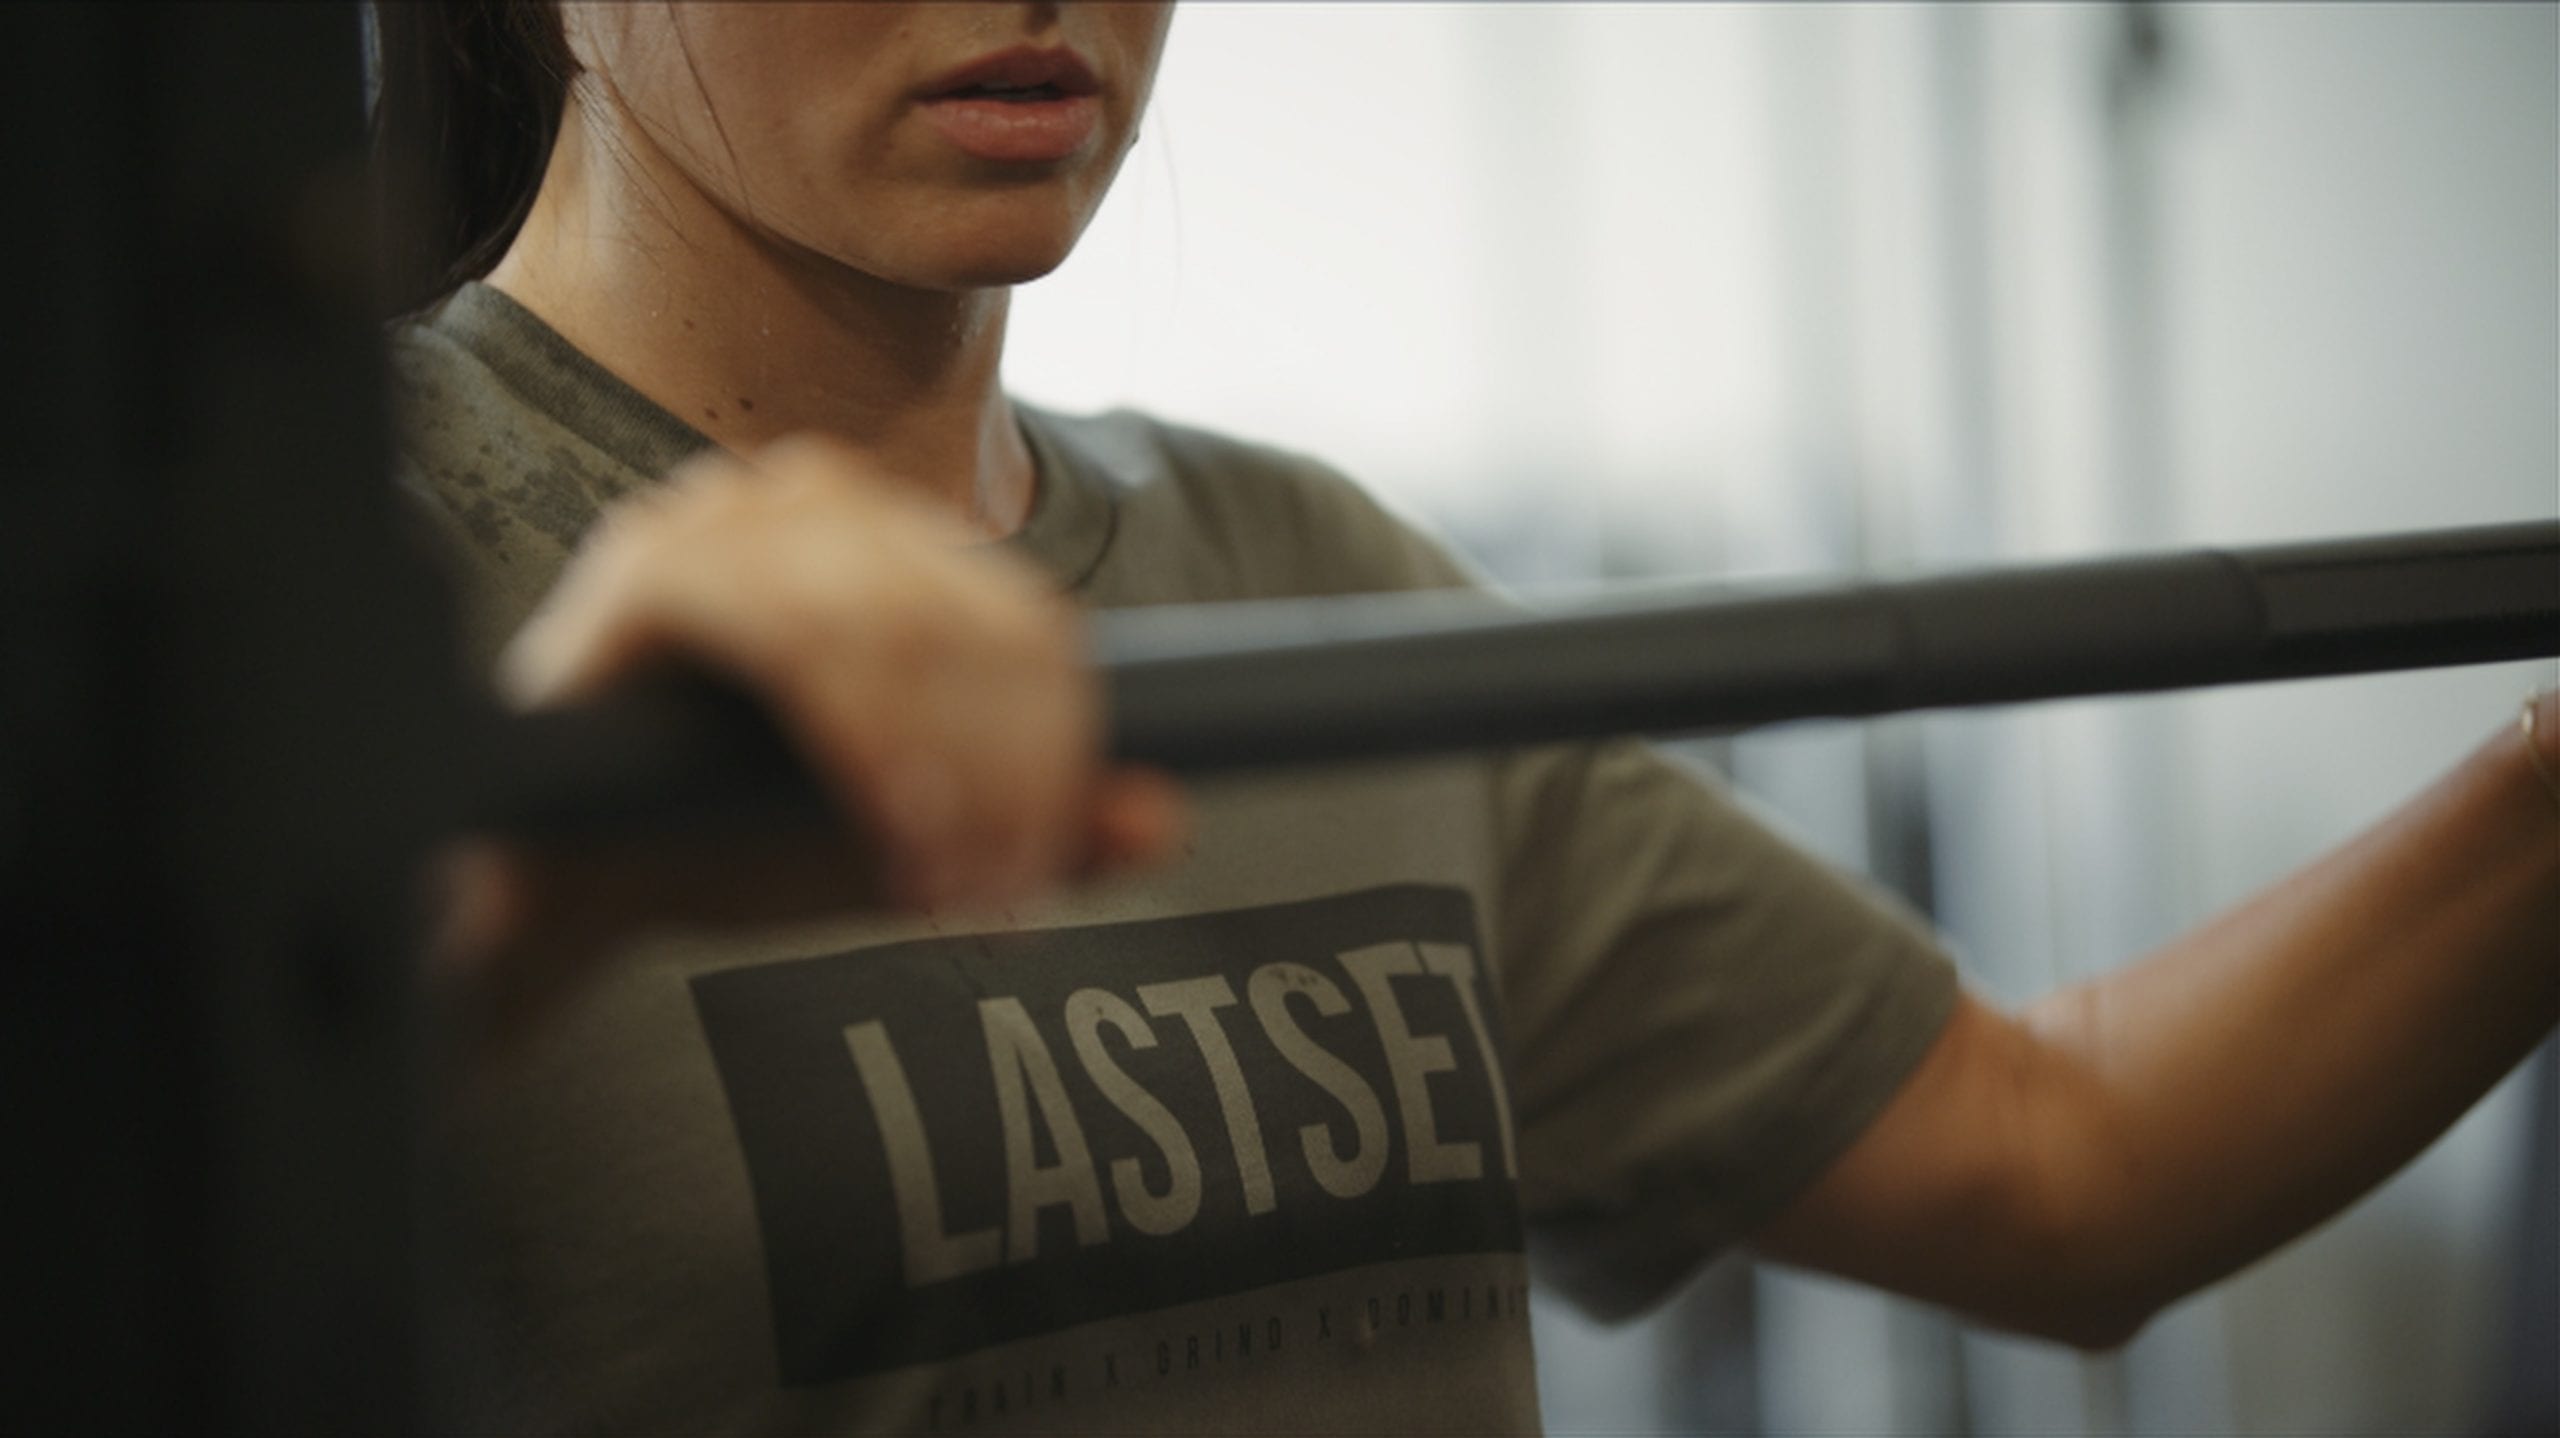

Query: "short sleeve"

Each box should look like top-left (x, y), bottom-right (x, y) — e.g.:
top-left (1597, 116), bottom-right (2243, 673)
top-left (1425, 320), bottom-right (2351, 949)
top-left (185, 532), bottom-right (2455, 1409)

top-left (1495, 737), bottom-right (1960, 1320)
top-left (992, 410), bottom-right (1962, 1321)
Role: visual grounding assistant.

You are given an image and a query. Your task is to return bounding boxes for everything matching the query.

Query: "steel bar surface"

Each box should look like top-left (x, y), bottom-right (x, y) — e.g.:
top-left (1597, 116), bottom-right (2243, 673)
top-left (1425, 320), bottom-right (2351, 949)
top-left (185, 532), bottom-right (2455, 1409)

top-left (485, 520), bottom-right (2560, 842)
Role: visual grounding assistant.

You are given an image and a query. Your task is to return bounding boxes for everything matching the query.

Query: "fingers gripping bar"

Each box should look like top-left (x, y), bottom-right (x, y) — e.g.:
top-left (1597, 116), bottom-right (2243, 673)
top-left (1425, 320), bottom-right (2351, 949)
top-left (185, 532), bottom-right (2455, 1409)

top-left (482, 521), bottom-right (2560, 840)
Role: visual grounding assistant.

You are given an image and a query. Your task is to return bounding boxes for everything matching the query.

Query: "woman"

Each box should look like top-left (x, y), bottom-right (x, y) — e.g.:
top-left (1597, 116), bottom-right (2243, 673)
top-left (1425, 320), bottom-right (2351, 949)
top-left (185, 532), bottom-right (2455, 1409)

top-left (376, 4), bottom-right (2560, 1433)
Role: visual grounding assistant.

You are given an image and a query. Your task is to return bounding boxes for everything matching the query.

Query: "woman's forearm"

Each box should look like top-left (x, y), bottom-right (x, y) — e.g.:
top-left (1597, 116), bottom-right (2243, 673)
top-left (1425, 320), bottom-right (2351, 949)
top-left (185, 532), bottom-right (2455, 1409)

top-left (2027, 694), bottom-right (2560, 1319)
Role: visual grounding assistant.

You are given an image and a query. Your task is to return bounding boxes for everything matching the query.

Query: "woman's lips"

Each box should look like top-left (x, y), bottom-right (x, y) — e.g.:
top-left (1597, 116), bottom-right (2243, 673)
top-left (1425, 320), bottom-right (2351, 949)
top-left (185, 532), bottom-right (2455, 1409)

top-left (917, 46), bottom-right (1103, 165)
top-left (919, 93), bottom-right (1100, 164)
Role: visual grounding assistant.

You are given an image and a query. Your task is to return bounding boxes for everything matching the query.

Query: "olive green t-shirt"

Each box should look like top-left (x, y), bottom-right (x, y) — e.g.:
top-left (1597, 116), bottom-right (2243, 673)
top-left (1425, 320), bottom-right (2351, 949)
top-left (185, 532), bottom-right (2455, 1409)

top-left (394, 283), bottom-right (1960, 1436)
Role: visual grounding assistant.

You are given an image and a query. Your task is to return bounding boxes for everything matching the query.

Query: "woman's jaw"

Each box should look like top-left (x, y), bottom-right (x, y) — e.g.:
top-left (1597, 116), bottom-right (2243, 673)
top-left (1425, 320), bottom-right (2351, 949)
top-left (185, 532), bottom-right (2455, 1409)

top-left (549, 1), bottom-right (1173, 294)
top-left (485, 3), bottom-right (1172, 521)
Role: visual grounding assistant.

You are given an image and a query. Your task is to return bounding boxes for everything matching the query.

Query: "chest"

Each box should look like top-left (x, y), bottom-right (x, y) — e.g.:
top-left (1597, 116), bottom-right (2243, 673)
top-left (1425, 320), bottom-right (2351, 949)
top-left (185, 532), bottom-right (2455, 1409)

top-left (443, 763), bottom-right (1539, 1431)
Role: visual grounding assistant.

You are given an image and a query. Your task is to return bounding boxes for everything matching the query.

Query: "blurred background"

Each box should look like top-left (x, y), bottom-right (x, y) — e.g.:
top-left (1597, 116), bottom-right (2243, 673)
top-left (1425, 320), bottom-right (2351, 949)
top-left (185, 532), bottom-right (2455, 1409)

top-left (1008, 3), bottom-right (2559, 1434)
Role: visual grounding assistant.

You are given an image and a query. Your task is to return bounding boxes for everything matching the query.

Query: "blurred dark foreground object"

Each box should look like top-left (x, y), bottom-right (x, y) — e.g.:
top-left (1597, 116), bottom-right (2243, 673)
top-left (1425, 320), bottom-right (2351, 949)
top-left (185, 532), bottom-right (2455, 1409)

top-left (1, 5), bottom-right (456, 1433)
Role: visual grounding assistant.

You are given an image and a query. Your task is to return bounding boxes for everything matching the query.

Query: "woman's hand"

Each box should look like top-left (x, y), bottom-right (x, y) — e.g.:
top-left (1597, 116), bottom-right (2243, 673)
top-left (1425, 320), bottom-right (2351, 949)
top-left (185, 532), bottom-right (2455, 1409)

top-left (435, 435), bottom-right (1186, 1044)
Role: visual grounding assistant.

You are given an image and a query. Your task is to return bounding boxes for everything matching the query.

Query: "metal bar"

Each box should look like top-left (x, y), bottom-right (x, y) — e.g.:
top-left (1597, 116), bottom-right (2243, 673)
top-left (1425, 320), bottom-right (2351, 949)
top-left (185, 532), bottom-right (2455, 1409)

top-left (481, 521), bottom-right (2559, 841)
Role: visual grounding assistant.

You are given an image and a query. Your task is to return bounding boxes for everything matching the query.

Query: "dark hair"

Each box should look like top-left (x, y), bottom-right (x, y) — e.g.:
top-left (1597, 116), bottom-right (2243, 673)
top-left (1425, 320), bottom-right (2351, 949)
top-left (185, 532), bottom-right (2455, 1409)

top-left (369, 1), bottom-right (577, 315)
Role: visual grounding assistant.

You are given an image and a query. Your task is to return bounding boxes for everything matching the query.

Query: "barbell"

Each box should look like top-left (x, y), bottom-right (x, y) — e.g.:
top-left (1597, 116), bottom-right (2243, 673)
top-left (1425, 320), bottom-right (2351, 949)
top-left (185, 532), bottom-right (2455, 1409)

top-left (481, 519), bottom-right (2560, 842)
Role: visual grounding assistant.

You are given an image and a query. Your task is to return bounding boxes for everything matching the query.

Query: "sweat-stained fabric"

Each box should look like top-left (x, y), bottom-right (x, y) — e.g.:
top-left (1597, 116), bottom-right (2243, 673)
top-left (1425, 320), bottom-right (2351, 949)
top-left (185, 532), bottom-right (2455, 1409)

top-left (393, 282), bottom-right (1962, 1436)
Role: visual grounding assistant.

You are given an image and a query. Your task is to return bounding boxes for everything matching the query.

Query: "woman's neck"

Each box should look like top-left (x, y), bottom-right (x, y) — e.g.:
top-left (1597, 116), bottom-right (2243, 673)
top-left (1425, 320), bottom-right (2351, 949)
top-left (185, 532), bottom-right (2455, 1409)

top-left (484, 100), bottom-right (1035, 538)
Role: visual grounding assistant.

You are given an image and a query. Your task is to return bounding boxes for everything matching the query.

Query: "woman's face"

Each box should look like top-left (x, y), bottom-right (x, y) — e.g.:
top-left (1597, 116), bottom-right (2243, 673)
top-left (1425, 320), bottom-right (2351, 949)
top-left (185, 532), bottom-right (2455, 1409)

top-left (561, 2), bottom-right (1176, 290)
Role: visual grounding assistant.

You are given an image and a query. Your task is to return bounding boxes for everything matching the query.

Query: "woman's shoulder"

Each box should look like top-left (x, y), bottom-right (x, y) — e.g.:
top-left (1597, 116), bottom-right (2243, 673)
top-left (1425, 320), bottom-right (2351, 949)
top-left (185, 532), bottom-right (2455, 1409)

top-left (388, 290), bottom-right (703, 664)
top-left (1023, 405), bottom-right (1481, 603)
top-left (390, 286), bottom-right (708, 502)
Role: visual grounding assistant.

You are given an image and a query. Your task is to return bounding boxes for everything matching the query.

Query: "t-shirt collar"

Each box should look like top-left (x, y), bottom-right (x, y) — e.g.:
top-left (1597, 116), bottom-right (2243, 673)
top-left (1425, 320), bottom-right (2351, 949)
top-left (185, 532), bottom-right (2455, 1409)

top-left (430, 281), bottom-right (1118, 593)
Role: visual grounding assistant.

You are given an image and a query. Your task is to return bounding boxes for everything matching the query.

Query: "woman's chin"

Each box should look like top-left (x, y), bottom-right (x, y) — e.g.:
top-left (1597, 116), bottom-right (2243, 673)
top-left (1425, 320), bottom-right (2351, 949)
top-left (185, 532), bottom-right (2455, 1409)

top-left (798, 172), bottom-right (1119, 293)
top-left (937, 248), bottom-right (1077, 290)
top-left (828, 224), bottom-right (1082, 293)
top-left (898, 242), bottom-right (1081, 293)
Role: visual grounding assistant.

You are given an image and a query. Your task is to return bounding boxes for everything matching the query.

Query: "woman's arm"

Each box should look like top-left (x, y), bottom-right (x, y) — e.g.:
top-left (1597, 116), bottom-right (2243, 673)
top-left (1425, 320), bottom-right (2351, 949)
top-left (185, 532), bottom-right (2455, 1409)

top-left (1752, 693), bottom-right (2560, 1348)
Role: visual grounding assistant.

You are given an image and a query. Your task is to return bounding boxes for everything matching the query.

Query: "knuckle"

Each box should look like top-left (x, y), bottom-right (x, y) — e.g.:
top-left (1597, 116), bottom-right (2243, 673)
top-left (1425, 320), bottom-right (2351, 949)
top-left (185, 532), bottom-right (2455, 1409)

top-left (871, 604), bottom-right (949, 678)
top-left (586, 496), bottom-right (671, 558)
top-left (757, 432), bottom-right (860, 474)
top-left (657, 454), bottom-right (758, 516)
top-left (1026, 594), bottom-right (1083, 652)
top-left (990, 584), bottom-right (1078, 661)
